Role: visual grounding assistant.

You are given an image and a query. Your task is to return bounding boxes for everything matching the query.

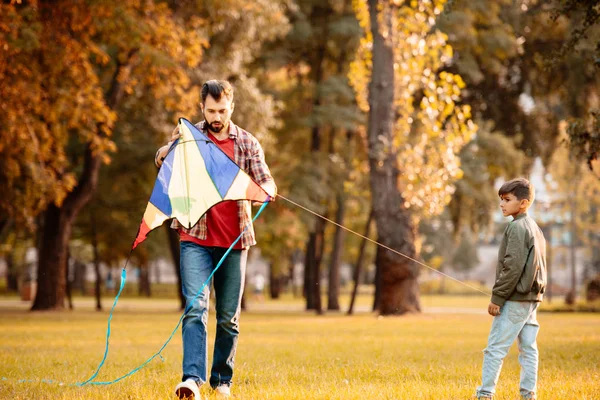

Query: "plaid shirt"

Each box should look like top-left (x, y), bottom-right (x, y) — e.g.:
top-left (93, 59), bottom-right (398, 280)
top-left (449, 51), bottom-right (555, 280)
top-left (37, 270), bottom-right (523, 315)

top-left (170, 120), bottom-right (276, 248)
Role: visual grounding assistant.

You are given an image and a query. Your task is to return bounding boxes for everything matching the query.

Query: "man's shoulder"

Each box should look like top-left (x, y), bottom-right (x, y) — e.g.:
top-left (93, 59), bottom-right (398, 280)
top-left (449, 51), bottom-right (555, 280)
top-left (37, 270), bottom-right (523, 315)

top-left (232, 122), bottom-right (257, 140)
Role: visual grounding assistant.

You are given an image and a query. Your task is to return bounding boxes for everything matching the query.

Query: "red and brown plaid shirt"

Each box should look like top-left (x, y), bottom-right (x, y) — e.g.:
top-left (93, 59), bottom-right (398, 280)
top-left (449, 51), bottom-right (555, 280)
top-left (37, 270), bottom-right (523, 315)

top-left (170, 120), bottom-right (276, 248)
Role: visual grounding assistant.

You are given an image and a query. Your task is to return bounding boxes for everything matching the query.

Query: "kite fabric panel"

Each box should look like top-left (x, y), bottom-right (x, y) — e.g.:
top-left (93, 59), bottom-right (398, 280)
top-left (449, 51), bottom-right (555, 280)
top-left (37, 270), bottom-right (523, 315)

top-left (132, 118), bottom-right (271, 249)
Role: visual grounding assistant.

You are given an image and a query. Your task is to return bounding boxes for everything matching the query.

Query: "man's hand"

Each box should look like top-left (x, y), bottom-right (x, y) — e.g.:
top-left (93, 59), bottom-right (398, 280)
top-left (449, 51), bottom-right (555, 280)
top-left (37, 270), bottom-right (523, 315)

top-left (487, 302), bottom-right (501, 317)
top-left (155, 125), bottom-right (182, 168)
top-left (171, 125), bottom-right (181, 142)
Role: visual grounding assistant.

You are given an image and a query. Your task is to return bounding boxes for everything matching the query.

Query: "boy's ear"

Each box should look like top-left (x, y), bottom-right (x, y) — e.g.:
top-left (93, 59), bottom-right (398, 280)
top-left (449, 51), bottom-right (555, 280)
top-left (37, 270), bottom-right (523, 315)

top-left (520, 199), bottom-right (530, 209)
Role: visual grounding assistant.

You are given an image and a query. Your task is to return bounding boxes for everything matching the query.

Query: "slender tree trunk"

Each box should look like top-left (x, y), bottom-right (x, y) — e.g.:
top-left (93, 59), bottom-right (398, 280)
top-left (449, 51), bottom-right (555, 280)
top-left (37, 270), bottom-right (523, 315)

top-left (165, 224), bottom-right (184, 310)
top-left (90, 211), bottom-right (103, 311)
top-left (327, 194), bottom-right (346, 311)
top-left (139, 266), bottom-right (151, 297)
top-left (305, 234), bottom-right (317, 309)
top-left (367, 0), bottom-right (420, 315)
top-left (348, 209), bottom-right (373, 315)
top-left (269, 262), bottom-right (281, 299)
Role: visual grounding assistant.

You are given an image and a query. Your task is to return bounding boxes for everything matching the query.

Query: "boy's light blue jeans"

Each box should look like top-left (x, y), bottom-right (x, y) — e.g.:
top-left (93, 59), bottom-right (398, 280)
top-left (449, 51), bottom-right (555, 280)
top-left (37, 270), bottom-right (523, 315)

top-left (180, 241), bottom-right (247, 389)
top-left (477, 301), bottom-right (540, 399)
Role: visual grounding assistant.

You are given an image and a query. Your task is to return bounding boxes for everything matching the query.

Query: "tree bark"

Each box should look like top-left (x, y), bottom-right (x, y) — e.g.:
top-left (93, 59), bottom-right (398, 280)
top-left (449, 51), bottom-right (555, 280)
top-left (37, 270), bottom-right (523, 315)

top-left (269, 262), bottom-right (281, 299)
top-left (65, 248), bottom-right (73, 310)
top-left (304, 232), bottom-right (323, 312)
top-left (348, 209), bottom-right (373, 315)
top-left (138, 266), bottom-right (151, 297)
top-left (6, 249), bottom-right (19, 293)
top-left (367, 0), bottom-right (421, 315)
top-left (327, 194), bottom-right (346, 311)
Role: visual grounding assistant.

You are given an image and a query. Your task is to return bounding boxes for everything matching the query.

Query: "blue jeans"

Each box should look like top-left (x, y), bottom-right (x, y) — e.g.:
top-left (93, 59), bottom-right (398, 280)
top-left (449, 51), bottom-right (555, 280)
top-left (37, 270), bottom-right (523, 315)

top-left (477, 301), bottom-right (540, 399)
top-left (180, 241), bottom-right (247, 388)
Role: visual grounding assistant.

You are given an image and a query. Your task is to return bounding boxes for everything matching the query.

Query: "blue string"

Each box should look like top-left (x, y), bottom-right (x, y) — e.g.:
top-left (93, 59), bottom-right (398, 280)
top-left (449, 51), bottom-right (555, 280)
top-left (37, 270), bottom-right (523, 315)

top-left (76, 266), bottom-right (129, 386)
top-left (78, 201), bottom-right (270, 386)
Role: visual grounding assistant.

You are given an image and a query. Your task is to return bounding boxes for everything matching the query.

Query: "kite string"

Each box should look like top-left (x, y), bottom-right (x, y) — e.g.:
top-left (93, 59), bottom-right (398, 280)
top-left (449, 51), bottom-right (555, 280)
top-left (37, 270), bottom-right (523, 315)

top-left (79, 201), bottom-right (270, 386)
top-left (77, 251), bottom-right (132, 386)
top-left (277, 194), bottom-right (491, 297)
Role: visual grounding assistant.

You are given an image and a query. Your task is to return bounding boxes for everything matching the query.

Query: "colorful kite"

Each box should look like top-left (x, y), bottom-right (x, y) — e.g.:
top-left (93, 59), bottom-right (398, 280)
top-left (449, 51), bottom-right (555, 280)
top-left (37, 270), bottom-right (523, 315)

top-left (133, 117), bottom-right (271, 249)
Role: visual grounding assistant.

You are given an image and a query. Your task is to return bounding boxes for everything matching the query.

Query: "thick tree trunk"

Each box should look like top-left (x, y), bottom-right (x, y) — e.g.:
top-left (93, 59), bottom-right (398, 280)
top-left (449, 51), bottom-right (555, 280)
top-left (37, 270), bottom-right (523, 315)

top-left (372, 260), bottom-right (381, 312)
top-left (165, 224), bottom-right (184, 310)
top-left (65, 248), bottom-right (73, 310)
top-left (348, 209), bottom-right (373, 315)
top-left (31, 205), bottom-right (73, 310)
top-left (30, 34), bottom-right (135, 311)
top-left (327, 194), bottom-right (346, 311)
top-left (367, 0), bottom-right (420, 315)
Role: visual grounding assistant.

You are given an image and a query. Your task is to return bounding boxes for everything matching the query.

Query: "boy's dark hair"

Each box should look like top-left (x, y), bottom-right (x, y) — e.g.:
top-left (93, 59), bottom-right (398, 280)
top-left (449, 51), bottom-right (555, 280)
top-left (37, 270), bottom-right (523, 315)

top-left (201, 80), bottom-right (234, 104)
top-left (498, 178), bottom-right (535, 203)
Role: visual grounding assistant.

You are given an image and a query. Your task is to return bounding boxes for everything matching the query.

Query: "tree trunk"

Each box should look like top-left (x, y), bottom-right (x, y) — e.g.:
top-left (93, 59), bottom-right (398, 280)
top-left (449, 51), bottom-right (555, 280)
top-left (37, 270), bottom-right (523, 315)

top-left (327, 194), bottom-right (346, 311)
top-left (6, 249), bottom-right (19, 293)
top-left (372, 259), bottom-right (382, 312)
top-left (165, 224), bottom-right (184, 310)
top-left (348, 209), bottom-right (373, 315)
top-left (269, 262), bottom-right (281, 299)
top-left (569, 189), bottom-right (577, 303)
top-left (32, 204), bottom-right (73, 310)
top-left (138, 266), bottom-right (151, 297)
top-left (367, 0), bottom-right (420, 315)
top-left (31, 38), bottom-right (135, 311)
top-left (65, 248), bottom-right (73, 310)
top-left (305, 233), bottom-right (318, 310)
top-left (91, 210), bottom-right (103, 311)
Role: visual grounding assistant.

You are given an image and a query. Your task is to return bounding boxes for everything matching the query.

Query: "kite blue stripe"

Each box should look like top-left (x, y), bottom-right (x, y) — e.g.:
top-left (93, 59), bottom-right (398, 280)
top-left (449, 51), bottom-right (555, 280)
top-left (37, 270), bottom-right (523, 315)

top-left (148, 142), bottom-right (177, 216)
top-left (181, 118), bottom-right (238, 198)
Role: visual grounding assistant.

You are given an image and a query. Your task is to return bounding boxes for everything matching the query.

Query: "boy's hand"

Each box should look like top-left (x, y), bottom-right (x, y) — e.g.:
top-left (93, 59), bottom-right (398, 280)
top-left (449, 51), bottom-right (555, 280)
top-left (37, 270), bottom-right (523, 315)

top-left (488, 302), bottom-right (501, 316)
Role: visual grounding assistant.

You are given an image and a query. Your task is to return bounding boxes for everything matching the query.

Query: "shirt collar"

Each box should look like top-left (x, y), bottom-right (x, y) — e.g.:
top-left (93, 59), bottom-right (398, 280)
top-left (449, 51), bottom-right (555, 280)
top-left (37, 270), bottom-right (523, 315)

top-left (513, 212), bottom-right (528, 221)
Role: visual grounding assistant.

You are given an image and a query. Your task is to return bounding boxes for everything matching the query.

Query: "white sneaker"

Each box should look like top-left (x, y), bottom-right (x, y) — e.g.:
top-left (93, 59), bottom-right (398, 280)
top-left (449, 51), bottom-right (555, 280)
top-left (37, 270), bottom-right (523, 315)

top-left (215, 384), bottom-right (231, 397)
top-left (175, 379), bottom-right (200, 399)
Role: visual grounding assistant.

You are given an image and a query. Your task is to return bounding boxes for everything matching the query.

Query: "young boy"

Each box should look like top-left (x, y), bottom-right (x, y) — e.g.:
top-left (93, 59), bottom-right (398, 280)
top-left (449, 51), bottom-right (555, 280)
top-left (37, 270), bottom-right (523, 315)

top-left (476, 178), bottom-right (547, 400)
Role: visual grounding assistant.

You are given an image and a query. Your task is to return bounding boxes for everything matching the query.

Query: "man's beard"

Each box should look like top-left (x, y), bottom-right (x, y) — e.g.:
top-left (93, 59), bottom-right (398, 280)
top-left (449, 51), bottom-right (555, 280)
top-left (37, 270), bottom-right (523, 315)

top-left (203, 113), bottom-right (227, 133)
top-left (206, 121), bottom-right (225, 133)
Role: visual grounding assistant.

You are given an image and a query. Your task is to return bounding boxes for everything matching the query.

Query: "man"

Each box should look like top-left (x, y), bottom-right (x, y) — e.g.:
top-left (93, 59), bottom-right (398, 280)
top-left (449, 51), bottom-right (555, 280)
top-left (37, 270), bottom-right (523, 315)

top-left (155, 80), bottom-right (276, 399)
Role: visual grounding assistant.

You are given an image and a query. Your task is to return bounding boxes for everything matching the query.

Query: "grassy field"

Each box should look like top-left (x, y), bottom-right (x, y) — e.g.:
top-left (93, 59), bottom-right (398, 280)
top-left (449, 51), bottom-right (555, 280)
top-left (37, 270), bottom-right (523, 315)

top-left (0, 297), bottom-right (598, 399)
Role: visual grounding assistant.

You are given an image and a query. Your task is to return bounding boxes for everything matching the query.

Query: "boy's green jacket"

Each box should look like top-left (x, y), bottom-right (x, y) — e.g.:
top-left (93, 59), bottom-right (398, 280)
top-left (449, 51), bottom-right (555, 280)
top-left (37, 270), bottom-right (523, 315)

top-left (492, 213), bottom-right (547, 307)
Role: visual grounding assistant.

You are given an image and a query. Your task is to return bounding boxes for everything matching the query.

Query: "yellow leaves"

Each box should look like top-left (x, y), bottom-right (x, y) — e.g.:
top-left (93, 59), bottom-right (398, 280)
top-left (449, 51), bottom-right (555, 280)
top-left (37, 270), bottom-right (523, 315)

top-left (348, 0), bottom-right (478, 217)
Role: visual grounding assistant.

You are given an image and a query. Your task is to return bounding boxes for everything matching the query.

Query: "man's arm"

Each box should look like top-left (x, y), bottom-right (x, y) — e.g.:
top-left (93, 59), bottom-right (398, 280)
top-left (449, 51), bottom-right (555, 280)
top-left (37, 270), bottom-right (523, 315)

top-left (155, 126), bottom-right (181, 168)
top-left (491, 223), bottom-right (528, 307)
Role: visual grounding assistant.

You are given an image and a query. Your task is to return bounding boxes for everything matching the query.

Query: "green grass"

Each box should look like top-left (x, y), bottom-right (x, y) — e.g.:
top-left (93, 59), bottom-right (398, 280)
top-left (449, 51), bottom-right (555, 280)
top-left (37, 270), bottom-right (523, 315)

top-left (0, 298), bottom-right (599, 399)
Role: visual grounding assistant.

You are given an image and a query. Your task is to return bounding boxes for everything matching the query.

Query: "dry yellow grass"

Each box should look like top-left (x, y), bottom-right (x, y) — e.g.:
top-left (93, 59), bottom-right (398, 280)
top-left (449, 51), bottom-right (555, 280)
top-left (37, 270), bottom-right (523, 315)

top-left (0, 297), bottom-right (598, 399)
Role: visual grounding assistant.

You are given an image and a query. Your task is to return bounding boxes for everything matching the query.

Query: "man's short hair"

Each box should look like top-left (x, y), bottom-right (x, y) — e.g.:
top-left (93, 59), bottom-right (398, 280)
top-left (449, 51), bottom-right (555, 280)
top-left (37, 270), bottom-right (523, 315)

top-left (498, 178), bottom-right (535, 203)
top-left (201, 80), bottom-right (234, 104)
